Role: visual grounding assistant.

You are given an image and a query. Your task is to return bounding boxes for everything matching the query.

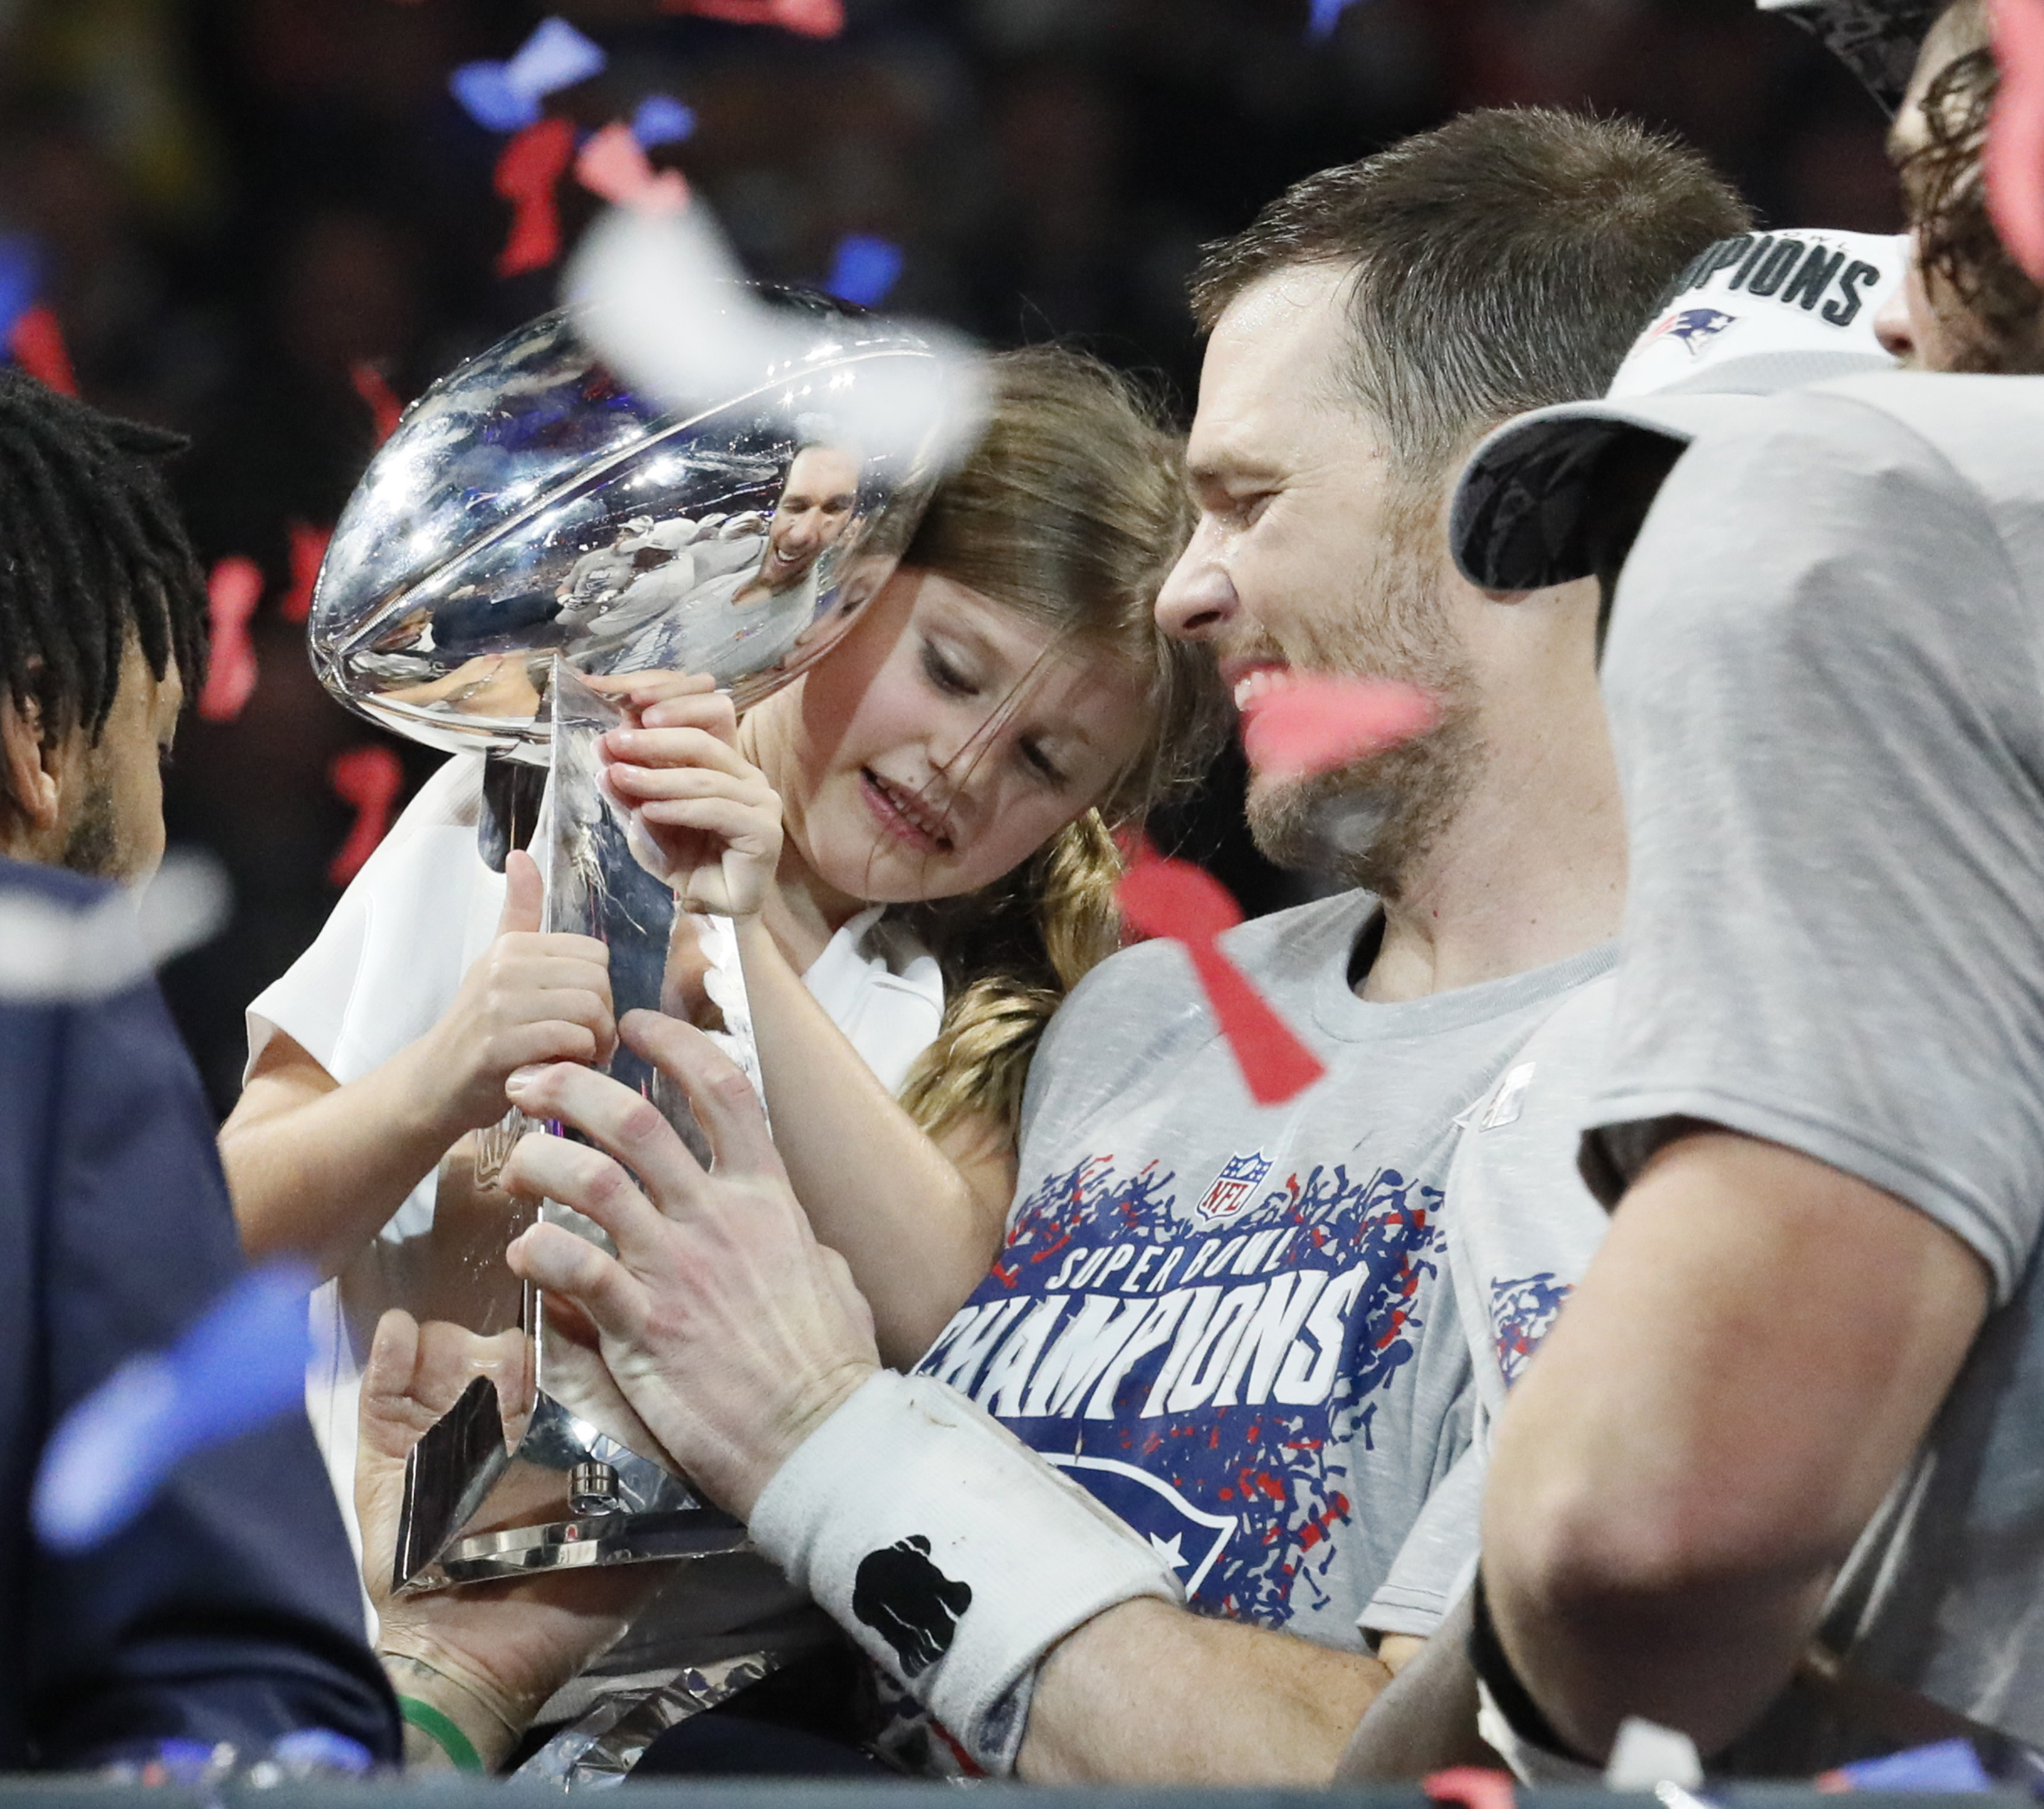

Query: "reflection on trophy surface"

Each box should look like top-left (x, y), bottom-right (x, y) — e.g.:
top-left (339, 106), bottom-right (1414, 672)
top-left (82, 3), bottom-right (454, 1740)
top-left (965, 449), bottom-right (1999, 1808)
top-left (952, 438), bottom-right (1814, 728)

top-left (306, 287), bottom-right (967, 1778)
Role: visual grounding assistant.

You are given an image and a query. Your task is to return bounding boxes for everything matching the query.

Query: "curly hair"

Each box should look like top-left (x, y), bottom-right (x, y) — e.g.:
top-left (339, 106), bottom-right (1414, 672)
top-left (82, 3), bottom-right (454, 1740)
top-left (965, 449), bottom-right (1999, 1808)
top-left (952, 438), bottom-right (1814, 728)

top-left (1900, 22), bottom-right (2044, 371)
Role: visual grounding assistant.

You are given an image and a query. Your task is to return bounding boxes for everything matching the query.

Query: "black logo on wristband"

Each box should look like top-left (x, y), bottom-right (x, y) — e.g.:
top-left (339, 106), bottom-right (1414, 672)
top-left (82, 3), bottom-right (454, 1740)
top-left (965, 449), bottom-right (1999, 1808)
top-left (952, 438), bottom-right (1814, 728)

top-left (853, 1535), bottom-right (973, 1677)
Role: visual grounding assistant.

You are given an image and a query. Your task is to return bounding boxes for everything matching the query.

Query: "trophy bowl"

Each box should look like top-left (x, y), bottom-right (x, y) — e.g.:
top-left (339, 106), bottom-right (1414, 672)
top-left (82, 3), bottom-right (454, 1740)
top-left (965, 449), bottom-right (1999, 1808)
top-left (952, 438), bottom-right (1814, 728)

top-left (309, 288), bottom-right (956, 760)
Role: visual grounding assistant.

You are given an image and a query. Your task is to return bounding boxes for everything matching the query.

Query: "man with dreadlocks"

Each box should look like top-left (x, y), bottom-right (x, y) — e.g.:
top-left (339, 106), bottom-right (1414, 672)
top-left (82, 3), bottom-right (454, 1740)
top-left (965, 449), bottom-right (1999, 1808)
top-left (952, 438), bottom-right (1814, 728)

top-left (0, 370), bottom-right (399, 1769)
top-left (1456, 0), bottom-right (2044, 1780)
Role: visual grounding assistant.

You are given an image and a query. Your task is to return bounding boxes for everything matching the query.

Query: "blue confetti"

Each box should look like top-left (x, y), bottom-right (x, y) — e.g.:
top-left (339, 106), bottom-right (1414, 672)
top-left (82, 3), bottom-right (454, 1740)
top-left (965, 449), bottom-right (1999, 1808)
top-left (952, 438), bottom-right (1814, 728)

top-left (450, 16), bottom-right (607, 134)
top-left (0, 233), bottom-right (40, 343)
top-left (1307, 0), bottom-right (1361, 40)
top-left (33, 1259), bottom-right (316, 1554)
top-left (268, 1729), bottom-right (377, 1779)
top-left (632, 93), bottom-right (697, 149)
top-left (1828, 1739), bottom-right (1993, 1793)
top-left (825, 233), bottom-right (904, 309)
top-left (449, 63), bottom-right (539, 133)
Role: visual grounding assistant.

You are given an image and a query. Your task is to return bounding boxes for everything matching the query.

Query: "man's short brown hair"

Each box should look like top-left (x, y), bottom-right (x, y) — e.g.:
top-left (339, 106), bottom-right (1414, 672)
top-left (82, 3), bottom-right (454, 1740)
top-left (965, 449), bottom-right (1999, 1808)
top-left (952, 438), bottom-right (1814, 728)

top-left (1190, 108), bottom-right (1751, 475)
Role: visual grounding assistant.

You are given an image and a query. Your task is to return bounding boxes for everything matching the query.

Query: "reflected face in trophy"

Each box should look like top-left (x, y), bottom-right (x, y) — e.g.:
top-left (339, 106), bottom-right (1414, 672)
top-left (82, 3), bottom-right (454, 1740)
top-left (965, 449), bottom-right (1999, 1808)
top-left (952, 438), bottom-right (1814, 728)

top-left (754, 567), bottom-right (1151, 906)
top-left (757, 446), bottom-right (860, 593)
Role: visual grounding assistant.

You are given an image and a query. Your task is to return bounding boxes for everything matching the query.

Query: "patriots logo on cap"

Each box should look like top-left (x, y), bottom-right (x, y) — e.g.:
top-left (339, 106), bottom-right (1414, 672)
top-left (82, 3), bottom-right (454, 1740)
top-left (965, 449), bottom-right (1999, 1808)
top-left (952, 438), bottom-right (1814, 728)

top-left (1195, 1149), bottom-right (1271, 1222)
top-left (1647, 306), bottom-right (1738, 355)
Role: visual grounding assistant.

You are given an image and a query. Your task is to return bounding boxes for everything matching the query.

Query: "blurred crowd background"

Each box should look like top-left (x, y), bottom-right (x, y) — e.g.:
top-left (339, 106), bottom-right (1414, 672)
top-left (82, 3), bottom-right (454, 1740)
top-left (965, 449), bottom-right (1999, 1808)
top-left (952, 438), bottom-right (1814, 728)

top-left (0, 0), bottom-right (1897, 1111)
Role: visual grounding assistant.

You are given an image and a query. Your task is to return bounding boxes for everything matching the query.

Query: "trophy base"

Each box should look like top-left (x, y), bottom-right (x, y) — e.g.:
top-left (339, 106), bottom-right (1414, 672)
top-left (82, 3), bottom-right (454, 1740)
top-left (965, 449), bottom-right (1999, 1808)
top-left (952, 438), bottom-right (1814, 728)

top-left (437, 1505), bottom-right (752, 1584)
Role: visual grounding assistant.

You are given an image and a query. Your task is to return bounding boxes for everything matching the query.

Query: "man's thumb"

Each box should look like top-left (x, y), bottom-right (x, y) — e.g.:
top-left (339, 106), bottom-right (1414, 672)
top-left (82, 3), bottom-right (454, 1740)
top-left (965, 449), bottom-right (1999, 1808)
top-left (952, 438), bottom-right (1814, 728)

top-left (497, 847), bottom-right (545, 935)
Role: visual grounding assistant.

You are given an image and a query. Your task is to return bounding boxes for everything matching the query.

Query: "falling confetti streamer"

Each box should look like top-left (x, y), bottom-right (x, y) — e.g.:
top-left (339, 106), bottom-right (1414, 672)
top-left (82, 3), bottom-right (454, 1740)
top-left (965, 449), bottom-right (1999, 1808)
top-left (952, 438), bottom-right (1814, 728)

top-left (1988, 0), bottom-right (2044, 283)
top-left (576, 121), bottom-right (690, 214)
top-left (1425, 1770), bottom-right (1517, 1809)
top-left (1237, 674), bottom-right (1440, 780)
top-left (1307, 0), bottom-right (1363, 39)
top-left (0, 233), bottom-right (38, 344)
top-left (280, 520), bottom-right (331, 625)
top-left (450, 16), bottom-right (607, 134)
top-left (329, 744), bottom-right (405, 886)
top-left (494, 116), bottom-right (579, 276)
top-left (665, 0), bottom-right (846, 38)
top-left (632, 94), bottom-right (697, 148)
top-left (349, 362), bottom-right (404, 443)
top-left (567, 203), bottom-right (985, 469)
top-left (825, 233), bottom-right (904, 308)
top-left (1117, 851), bottom-right (1326, 1107)
top-left (198, 557), bottom-right (263, 724)
top-left (10, 304), bottom-right (77, 396)
top-left (34, 1260), bottom-right (317, 1554)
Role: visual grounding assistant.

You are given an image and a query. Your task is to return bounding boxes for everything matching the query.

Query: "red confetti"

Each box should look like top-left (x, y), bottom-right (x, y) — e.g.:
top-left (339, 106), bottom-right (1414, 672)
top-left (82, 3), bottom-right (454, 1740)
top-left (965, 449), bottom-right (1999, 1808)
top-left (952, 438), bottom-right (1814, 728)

top-left (494, 116), bottom-right (578, 277)
top-left (1989, 0), bottom-right (2044, 283)
top-left (1117, 853), bottom-right (1326, 1107)
top-left (1426, 1770), bottom-right (1516, 1809)
top-left (1238, 674), bottom-right (1439, 781)
top-left (664, 0), bottom-right (845, 37)
top-left (280, 520), bottom-right (331, 624)
top-left (328, 744), bottom-right (405, 886)
top-left (9, 303), bottom-right (77, 396)
top-left (349, 362), bottom-right (404, 444)
top-left (198, 556), bottom-right (264, 724)
top-left (575, 121), bottom-right (690, 214)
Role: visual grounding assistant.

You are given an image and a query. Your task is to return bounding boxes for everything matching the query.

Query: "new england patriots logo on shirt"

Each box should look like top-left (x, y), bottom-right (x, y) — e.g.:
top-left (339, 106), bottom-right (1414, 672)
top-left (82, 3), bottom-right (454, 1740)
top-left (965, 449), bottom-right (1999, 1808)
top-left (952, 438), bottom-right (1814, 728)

top-left (1196, 1151), bottom-right (1272, 1222)
top-left (918, 1152), bottom-right (1443, 1626)
top-left (1647, 306), bottom-right (1737, 355)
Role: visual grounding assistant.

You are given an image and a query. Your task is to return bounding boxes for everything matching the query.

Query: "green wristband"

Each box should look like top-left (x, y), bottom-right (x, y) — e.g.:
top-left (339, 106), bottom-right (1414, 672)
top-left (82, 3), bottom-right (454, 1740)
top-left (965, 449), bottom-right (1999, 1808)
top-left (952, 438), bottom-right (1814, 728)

top-left (397, 1694), bottom-right (485, 1775)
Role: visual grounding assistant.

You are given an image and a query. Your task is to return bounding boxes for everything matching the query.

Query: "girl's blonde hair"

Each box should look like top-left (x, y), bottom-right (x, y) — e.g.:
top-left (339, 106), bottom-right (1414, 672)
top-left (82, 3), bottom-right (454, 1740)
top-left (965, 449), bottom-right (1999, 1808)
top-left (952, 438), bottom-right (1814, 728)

top-left (892, 347), bottom-right (1226, 1143)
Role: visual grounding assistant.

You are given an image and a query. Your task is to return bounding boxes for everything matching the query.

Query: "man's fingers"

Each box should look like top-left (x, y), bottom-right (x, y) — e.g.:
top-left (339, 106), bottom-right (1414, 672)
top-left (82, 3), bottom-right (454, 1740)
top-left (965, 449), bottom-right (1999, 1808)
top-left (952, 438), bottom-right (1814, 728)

top-left (506, 1220), bottom-right (649, 1338)
top-left (500, 1122), bottom-right (674, 1254)
top-left (505, 1060), bottom-right (710, 1213)
top-left (620, 1011), bottom-right (787, 1182)
top-left (497, 848), bottom-right (544, 936)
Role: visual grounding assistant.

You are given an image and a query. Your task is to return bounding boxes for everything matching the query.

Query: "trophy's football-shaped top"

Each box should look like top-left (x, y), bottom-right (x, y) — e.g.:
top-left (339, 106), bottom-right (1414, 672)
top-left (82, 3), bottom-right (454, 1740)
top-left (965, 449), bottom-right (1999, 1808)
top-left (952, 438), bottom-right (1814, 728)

top-left (308, 289), bottom-right (956, 756)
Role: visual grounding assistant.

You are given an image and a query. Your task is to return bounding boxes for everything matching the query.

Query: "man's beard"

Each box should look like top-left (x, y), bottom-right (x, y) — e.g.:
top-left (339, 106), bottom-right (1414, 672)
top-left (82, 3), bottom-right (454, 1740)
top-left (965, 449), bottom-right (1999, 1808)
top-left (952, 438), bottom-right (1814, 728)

top-left (61, 772), bottom-right (122, 879)
top-left (1243, 539), bottom-right (1483, 898)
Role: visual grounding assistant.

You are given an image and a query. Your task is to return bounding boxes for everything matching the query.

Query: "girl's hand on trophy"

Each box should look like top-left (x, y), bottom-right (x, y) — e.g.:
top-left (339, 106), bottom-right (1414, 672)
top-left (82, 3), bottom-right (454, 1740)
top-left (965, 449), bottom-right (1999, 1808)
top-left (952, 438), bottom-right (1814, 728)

top-left (584, 667), bottom-right (730, 736)
top-left (500, 1012), bottom-right (880, 1522)
top-left (599, 719), bottom-right (784, 919)
top-left (420, 850), bottom-right (617, 1135)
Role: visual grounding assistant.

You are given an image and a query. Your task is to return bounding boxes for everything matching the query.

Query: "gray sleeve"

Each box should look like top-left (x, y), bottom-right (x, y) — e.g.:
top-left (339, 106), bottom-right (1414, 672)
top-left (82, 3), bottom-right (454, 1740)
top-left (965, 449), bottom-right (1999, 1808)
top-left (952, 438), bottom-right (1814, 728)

top-left (1360, 1435), bottom-right (1484, 1640)
top-left (1585, 392), bottom-right (2044, 1302)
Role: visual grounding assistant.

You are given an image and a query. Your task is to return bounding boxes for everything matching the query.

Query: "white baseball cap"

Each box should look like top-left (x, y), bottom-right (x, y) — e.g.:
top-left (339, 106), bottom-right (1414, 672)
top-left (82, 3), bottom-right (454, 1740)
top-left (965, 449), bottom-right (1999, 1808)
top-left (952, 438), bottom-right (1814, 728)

top-left (1450, 227), bottom-right (1905, 593)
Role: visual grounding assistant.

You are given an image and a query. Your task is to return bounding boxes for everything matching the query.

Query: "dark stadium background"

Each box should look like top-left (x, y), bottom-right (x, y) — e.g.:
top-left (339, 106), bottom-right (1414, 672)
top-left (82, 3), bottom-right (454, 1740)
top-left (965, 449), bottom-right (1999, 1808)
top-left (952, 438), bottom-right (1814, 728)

top-left (0, 0), bottom-right (1899, 1111)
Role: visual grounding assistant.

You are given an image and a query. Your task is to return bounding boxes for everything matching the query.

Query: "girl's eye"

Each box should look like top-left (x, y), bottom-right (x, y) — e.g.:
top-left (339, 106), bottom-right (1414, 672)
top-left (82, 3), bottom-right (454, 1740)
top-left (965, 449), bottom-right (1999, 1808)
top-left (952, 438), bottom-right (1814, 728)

top-left (1019, 739), bottom-right (1067, 787)
top-left (921, 640), bottom-right (976, 696)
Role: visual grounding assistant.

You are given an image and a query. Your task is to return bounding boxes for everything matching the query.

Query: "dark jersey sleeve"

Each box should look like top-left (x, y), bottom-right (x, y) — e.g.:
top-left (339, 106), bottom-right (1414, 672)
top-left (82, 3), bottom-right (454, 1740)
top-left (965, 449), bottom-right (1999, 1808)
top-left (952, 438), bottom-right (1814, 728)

top-left (0, 861), bottom-right (399, 1770)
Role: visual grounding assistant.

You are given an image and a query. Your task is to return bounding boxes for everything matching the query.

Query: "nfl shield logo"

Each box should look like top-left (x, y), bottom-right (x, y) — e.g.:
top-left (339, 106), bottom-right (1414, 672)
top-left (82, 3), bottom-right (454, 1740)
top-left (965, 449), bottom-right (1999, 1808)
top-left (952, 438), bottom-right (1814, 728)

top-left (1196, 1151), bottom-right (1272, 1222)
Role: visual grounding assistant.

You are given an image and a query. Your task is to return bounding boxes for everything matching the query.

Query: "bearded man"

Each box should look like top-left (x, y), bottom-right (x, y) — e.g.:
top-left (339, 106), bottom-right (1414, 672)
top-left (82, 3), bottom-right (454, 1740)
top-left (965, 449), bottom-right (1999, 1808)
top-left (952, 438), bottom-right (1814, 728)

top-left (383, 107), bottom-right (1748, 1782)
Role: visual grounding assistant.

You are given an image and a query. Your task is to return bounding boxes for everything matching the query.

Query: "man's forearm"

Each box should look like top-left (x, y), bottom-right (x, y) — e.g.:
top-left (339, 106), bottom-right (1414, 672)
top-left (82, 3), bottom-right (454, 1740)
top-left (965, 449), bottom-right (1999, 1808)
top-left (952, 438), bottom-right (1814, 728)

top-left (1337, 1591), bottom-right (1490, 1780)
top-left (1482, 1132), bottom-right (1988, 1758)
top-left (1020, 1596), bottom-right (1393, 1784)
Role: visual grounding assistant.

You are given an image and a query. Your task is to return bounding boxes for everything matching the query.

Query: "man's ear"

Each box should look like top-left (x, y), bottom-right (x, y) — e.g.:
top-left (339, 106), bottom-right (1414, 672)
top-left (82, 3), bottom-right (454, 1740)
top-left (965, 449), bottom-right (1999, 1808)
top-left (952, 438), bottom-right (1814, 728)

top-left (0, 687), bottom-right (64, 835)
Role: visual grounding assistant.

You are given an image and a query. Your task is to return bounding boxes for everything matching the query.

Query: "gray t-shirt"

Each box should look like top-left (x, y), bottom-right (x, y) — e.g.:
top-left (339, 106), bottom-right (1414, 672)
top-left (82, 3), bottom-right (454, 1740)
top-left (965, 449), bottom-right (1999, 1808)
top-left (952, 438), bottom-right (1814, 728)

top-left (913, 889), bottom-right (1614, 1647)
top-left (1585, 370), bottom-right (2044, 1746)
top-left (1363, 973), bottom-right (1624, 1627)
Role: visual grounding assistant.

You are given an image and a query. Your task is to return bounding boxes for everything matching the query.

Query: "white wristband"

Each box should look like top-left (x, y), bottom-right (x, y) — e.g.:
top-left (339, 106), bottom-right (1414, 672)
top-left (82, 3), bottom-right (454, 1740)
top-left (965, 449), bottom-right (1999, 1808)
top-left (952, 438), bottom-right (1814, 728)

top-left (749, 1370), bottom-right (1182, 1773)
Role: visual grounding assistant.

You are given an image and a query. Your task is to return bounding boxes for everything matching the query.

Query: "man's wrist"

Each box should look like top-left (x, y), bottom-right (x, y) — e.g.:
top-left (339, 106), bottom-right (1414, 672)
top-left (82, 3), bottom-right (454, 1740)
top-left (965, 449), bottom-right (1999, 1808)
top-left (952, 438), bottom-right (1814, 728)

top-left (378, 1647), bottom-right (525, 1774)
top-left (728, 1355), bottom-right (876, 1518)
